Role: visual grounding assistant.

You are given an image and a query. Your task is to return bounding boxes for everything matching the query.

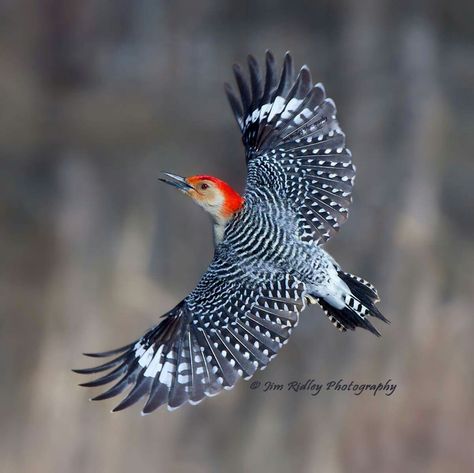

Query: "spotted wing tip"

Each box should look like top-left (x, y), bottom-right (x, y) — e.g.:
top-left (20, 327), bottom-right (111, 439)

top-left (232, 62), bottom-right (243, 75)
top-left (188, 398), bottom-right (204, 406)
top-left (326, 97), bottom-right (337, 111)
top-left (82, 352), bottom-right (100, 358)
top-left (315, 81), bottom-right (325, 93)
top-left (265, 49), bottom-right (275, 65)
top-left (247, 54), bottom-right (258, 66)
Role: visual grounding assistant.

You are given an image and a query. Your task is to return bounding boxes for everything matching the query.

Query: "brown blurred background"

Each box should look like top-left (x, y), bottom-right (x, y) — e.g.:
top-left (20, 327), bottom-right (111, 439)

top-left (1, 1), bottom-right (473, 472)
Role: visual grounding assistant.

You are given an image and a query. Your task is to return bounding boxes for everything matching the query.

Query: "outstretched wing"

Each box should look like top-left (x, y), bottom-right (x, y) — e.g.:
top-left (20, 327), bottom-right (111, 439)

top-left (74, 255), bottom-right (307, 413)
top-left (225, 51), bottom-right (356, 244)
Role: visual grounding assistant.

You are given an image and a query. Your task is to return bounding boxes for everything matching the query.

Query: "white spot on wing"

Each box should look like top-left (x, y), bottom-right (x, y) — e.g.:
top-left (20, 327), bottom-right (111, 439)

top-left (159, 360), bottom-right (175, 387)
top-left (267, 96), bottom-right (286, 121)
top-left (138, 345), bottom-right (155, 368)
top-left (144, 345), bottom-right (164, 377)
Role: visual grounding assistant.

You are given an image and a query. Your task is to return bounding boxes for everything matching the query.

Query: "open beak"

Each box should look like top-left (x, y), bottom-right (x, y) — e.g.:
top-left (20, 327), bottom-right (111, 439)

top-left (159, 172), bottom-right (194, 193)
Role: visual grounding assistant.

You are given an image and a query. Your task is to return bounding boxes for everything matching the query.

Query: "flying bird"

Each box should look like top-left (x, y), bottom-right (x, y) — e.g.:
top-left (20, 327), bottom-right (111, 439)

top-left (74, 51), bottom-right (389, 413)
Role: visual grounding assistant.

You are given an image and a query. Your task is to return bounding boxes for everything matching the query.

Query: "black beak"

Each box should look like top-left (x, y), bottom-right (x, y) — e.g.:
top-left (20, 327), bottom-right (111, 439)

top-left (159, 172), bottom-right (194, 193)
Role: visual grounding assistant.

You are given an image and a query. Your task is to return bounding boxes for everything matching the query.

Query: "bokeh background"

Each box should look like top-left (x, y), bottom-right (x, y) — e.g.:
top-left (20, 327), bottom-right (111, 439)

top-left (1, 1), bottom-right (473, 472)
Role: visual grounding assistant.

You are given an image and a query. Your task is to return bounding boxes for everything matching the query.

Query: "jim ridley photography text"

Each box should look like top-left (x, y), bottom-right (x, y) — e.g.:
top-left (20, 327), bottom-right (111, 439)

top-left (249, 379), bottom-right (397, 397)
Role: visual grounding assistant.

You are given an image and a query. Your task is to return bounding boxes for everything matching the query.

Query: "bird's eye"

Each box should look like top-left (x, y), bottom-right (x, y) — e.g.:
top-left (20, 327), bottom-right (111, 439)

top-left (200, 183), bottom-right (209, 190)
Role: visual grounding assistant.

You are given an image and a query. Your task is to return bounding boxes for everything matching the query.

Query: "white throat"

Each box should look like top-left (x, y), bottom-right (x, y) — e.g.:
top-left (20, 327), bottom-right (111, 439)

top-left (196, 192), bottom-right (233, 246)
top-left (213, 222), bottom-right (226, 245)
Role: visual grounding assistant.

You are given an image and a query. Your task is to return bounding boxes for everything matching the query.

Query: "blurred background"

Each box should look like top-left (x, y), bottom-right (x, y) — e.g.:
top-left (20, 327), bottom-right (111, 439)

top-left (1, 1), bottom-right (473, 472)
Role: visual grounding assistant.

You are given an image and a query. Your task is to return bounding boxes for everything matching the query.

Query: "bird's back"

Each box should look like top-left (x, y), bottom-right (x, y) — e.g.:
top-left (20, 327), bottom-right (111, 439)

top-left (218, 173), bottom-right (319, 286)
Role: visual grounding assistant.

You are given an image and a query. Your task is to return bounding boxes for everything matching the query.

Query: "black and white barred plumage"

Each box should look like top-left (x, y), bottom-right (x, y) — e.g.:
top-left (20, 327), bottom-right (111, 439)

top-left (227, 52), bottom-right (355, 243)
top-left (75, 51), bottom-right (388, 413)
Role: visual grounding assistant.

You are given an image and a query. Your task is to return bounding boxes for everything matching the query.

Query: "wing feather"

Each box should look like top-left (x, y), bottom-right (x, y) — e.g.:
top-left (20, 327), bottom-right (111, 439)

top-left (75, 258), bottom-right (306, 413)
top-left (226, 51), bottom-right (355, 243)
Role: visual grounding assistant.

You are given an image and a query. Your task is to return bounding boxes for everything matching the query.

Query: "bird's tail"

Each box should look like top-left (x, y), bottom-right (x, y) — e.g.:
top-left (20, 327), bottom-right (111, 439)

top-left (315, 271), bottom-right (389, 336)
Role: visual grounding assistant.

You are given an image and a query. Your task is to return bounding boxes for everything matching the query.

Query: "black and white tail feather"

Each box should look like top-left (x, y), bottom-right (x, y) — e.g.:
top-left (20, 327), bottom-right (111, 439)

top-left (315, 271), bottom-right (389, 336)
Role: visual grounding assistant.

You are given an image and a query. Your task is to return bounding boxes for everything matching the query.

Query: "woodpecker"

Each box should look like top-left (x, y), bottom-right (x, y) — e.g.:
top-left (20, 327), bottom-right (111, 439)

top-left (75, 51), bottom-right (389, 414)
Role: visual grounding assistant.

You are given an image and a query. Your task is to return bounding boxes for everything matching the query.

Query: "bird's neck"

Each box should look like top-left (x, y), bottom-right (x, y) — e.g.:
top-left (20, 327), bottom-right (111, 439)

top-left (212, 201), bottom-right (242, 245)
top-left (201, 182), bottom-right (243, 245)
top-left (219, 186), bottom-right (244, 220)
top-left (213, 220), bottom-right (227, 245)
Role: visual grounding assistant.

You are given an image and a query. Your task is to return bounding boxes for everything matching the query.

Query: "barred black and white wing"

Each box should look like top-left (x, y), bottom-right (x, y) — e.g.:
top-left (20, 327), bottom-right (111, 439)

top-left (74, 257), bottom-right (306, 413)
top-left (226, 51), bottom-right (355, 244)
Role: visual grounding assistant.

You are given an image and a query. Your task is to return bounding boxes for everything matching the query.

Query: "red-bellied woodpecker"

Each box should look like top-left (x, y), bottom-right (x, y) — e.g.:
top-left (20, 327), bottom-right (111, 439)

top-left (74, 51), bottom-right (389, 414)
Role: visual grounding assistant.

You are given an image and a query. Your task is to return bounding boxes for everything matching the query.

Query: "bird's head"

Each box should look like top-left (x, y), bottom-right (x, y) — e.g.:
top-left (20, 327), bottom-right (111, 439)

top-left (160, 172), bottom-right (244, 224)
